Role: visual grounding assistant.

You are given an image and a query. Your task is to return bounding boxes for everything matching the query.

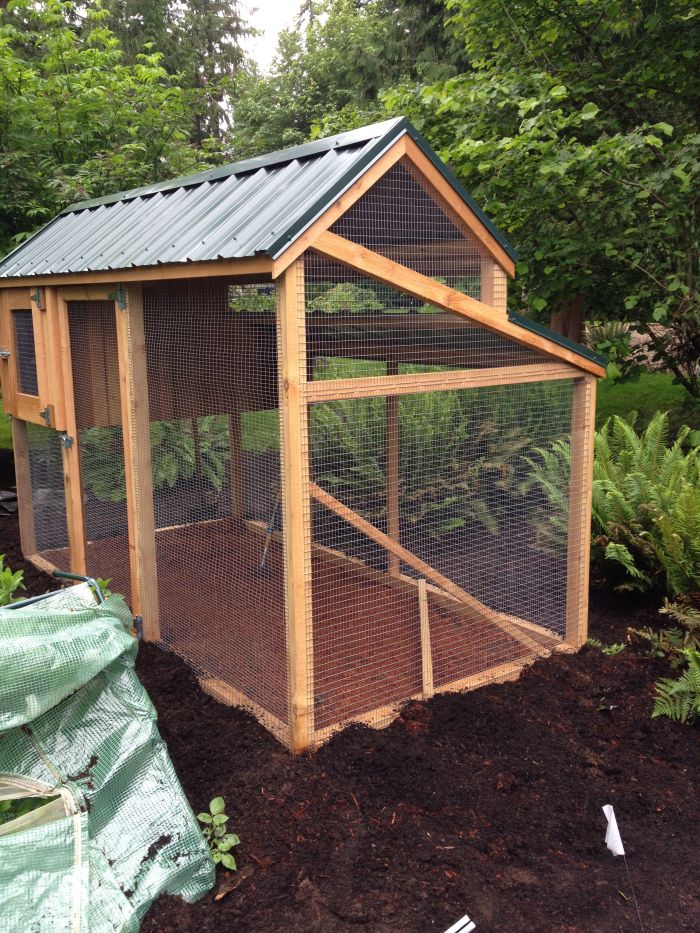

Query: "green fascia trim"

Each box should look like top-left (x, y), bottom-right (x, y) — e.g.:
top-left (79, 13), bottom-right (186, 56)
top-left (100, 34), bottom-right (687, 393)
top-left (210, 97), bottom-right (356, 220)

top-left (508, 310), bottom-right (607, 367)
top-left (61, 118), bottom-right (407, 215)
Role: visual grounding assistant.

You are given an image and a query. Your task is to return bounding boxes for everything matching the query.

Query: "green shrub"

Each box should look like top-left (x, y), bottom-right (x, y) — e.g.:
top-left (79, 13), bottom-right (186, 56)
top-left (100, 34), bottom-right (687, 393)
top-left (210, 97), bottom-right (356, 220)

top-left (0, 555), bottom-right (24, 606)
top-left (592, 413), bottom-right (700, 594)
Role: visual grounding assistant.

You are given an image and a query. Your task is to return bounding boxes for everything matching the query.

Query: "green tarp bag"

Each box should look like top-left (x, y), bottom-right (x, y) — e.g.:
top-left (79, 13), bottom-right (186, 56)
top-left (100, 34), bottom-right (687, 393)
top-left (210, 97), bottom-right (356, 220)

top-left (0, 583), bottom-right (214, 932)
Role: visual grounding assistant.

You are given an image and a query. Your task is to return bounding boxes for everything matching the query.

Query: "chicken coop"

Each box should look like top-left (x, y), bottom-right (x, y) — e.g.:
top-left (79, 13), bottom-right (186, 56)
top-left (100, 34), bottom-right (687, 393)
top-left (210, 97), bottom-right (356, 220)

top-left (0, 118), bottom-right (604, 752)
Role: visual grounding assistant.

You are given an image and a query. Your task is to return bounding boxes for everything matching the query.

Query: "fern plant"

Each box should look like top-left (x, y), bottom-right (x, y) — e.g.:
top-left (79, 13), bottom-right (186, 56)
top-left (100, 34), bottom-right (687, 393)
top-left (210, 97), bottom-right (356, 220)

top-left (592, 413), bottom-right (700, 594)
top-left (652, 649), bottom-right (700, 724)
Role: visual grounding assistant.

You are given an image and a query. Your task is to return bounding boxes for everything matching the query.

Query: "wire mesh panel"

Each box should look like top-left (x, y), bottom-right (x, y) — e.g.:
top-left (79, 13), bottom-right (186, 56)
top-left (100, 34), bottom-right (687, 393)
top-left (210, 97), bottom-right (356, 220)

top-left (12, 309), bottom-right (39, 395)
top-left (305, 252), bottom-right (546, 379)
top-left (330, 158), bottom-right (507, 307)
top-left (68, 301), bottom-right (131, 600)
top-left (308, 378), bottom-right (573, 734)
top-left (140, 280), bottom-right (288, 730)
top-left (23, 421), bottom-right (69, 567)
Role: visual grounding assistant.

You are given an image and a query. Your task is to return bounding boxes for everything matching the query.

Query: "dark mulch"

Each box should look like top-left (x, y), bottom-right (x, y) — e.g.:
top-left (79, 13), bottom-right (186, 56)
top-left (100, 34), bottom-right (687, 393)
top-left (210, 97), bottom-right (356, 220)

top-left (1, 490), bottom-right (698, 932)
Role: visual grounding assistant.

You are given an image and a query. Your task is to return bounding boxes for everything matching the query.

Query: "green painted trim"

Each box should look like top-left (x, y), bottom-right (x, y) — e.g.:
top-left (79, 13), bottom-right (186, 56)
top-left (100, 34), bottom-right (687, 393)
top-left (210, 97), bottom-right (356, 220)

top-left (508, 310), bottom-right (607, 367)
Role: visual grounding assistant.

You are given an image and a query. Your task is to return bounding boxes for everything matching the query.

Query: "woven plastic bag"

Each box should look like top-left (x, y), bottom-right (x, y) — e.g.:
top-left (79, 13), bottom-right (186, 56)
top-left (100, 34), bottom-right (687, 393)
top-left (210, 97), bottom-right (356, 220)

top-left (0, 584), bottom-right (214, 932)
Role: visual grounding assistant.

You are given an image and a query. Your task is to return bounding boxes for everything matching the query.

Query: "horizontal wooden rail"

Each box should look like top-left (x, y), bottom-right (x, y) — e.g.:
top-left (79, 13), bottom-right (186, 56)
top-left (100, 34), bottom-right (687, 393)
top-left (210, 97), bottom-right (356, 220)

top-left (312, 231), bottom-right (606, 378)
top-left (306, 362), bottom-right (578, 403)
top-left (309, 481), bottom-right (547, 656)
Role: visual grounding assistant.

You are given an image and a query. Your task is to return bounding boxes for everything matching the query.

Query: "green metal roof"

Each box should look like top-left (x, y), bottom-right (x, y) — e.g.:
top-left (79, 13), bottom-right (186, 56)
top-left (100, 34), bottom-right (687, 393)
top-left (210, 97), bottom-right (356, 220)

top-left (0, 118), bottom-right (517, 279)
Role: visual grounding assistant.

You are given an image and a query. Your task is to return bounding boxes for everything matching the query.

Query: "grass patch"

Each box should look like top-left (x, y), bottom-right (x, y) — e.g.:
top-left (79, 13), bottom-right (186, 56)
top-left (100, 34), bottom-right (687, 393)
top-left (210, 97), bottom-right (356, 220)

top-left (597, 370), bottom-right (698, 432)
top-left (0, 397), bottom-right (12, 449)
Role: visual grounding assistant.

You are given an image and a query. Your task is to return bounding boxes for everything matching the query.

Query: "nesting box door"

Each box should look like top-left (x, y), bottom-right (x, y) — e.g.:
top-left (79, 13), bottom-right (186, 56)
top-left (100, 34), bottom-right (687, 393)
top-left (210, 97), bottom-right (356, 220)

top-left (0, 288), bottom-right (52, 426)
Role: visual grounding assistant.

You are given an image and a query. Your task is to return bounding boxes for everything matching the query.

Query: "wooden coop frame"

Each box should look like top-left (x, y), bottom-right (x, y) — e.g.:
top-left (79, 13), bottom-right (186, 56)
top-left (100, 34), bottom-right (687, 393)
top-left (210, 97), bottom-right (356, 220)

top-left (0, 118), bottom-right (604, 752)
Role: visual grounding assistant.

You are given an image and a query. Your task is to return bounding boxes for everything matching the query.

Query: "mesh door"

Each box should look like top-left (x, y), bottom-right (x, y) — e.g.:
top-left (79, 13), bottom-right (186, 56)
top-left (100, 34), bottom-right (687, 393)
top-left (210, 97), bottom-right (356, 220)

top-left (68, 301), bottom-right (131, 600)
top-left (141, 280), bottom-right (288, 728)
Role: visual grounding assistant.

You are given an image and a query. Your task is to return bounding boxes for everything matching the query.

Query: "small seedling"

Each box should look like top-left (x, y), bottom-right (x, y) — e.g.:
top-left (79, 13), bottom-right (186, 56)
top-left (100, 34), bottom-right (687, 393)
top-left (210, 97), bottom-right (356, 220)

top-left (197, 797), bottom-right (240, 870)
top-left (587, 637), bottom-right (626, 656)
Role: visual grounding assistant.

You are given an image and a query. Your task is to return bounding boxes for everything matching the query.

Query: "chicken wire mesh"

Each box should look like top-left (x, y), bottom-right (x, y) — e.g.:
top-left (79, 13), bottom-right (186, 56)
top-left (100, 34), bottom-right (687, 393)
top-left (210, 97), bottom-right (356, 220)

top-left (305, 252), bottom-right (546, 380)
top-left (330, 158), bottom-right (507, 308)
top-left (12, 309), bottom-right (39, 396)
top-left (23, 421), bottom-right (69, 567)
top-left (308, 378), bottom-right (574, 734)
top-left (138, 280), bottom-right (288, 732)
top-left (68, 301), bottom-right (131, 600)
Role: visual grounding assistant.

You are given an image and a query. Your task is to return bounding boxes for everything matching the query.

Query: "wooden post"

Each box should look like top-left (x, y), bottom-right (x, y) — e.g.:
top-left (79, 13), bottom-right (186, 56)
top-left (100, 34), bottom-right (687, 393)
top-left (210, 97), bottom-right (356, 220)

top-left (11, 418), bottom-right (37, 558)
top-left (480, 257), bottom-right (508, 315)
top-left (418, 578), bottom-right (434, 698)
top-left (386, 359), bottom-right (400, 577)
top-left (55, 292), bottom-right (87, 574)
top-left (278, 257), bottom-right (314, 752)
top-left (115, 284), bottom-right (161, 640)
top-left (565, 375), bottom-right (597, 647)
top-left (228, 409), bottom-right (245, 518)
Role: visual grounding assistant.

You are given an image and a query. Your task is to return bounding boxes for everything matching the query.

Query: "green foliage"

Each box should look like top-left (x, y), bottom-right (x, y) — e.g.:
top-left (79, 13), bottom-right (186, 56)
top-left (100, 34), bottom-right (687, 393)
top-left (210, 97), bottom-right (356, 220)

top-left (0, 796), bottom-right (51, 825)
top-left (196, 797), bottom-right (240, 871)
top-left (308, 282), bottom-right (384, 313)
top-left (592, 413), bottom-right (700, 594)
top-left (380, 0), bottom-right (700, 397)
top-left (0, 554), bottom-right (25, 606)
top-left (652, 648), bottom-right (700, 725)
top-left (0, 0), bottom-right (216, 256)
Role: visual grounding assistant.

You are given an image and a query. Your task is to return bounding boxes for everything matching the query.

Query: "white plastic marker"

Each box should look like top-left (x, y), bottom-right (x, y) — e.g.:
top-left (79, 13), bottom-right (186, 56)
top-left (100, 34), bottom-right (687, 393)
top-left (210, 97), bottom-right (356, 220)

top-left (442, 913), bottom-right (476, 933)
top-left (602, 805), bottom-right (644, 931)
top-left (602, 804), bottom-right (625, 856)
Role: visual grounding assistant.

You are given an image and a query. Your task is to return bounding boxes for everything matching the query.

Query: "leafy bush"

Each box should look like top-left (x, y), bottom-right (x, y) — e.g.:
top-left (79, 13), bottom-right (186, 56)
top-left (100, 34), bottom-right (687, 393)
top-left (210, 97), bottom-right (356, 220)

top-left (197, 797), bottom-right (240, 870)
top-left (629, 599), bottom-right (700, 665)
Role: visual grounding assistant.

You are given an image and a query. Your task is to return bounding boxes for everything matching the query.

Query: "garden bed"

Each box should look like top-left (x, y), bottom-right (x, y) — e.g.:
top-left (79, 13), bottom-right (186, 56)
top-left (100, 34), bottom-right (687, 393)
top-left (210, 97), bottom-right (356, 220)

top-left (1, 503), bottom-right (698, 932)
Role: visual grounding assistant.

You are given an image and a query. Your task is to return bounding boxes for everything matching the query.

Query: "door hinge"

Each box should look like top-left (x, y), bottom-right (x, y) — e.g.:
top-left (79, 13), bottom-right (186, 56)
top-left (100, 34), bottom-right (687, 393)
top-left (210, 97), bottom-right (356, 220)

top-left (108, 283), bottom-right (127, 310)
top-left (59, 433), bottom-right (73, 449)
top-left (31, 287), bottom-right (46, 310)
top-left (40, 405), bottom-right (53, 427)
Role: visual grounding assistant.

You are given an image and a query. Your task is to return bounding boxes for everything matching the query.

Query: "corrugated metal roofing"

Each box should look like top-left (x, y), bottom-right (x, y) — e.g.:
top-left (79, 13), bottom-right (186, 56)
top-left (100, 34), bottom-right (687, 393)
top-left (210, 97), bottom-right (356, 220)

top-left (0, 117), bottom-right (518, 279)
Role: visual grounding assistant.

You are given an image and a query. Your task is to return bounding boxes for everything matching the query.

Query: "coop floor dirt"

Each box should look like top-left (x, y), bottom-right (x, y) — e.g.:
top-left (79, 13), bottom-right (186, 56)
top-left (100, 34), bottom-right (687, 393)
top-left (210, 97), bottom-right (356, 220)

top-left (42, 518), bottom-right (546, 732)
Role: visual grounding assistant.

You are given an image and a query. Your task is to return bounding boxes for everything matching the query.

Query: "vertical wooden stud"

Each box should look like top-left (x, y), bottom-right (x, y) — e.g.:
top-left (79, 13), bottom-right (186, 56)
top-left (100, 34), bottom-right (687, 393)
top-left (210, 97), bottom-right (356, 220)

top-left (56, 294), bottom-right (87, 574)
top-left (11, 418), bottom-right (37, 558)
top-left (278, 257), bottom-right (314, 752)
top-left (386, 359), bottom-right (400, 577)
top-left (565, 375), bottom-right (597, 647)
top-left (418, 578), bottom-right (434, 698)
top-left (228, 409), bottom-right (245, 518)
top-left (0, 289), bottom-right (17, 415)
top-left (115, 284), bottom-right (161, 640)
top-left (43, 288), bottom-right (67, 431)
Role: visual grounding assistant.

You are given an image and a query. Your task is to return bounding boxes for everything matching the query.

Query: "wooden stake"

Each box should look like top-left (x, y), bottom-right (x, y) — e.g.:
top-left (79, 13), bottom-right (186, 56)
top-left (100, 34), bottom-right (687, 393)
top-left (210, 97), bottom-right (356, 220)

top-left (115, 284), bottom-right (160, 639)
top-left (418, 578), bottom-right (434, 698)
top-left (278, 258), bottom-right (314, 752)
top-left (386, 360), bottom-right (400, 577)
top-left (565, 375), bottom-right (597, 647)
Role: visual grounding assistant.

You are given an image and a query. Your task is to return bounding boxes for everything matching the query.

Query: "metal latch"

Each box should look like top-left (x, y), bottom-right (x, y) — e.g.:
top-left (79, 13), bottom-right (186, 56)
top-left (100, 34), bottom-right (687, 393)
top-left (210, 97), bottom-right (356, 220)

top-left (0, 348), bottom-right (10, 360)
top-left (59, 433), bottom-right (73, 449)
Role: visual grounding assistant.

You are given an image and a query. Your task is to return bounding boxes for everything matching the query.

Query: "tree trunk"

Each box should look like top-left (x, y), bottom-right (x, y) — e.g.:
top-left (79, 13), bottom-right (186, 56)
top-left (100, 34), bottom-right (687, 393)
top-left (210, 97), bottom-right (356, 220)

top-left (549, 294), bottom-right (584, 343)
